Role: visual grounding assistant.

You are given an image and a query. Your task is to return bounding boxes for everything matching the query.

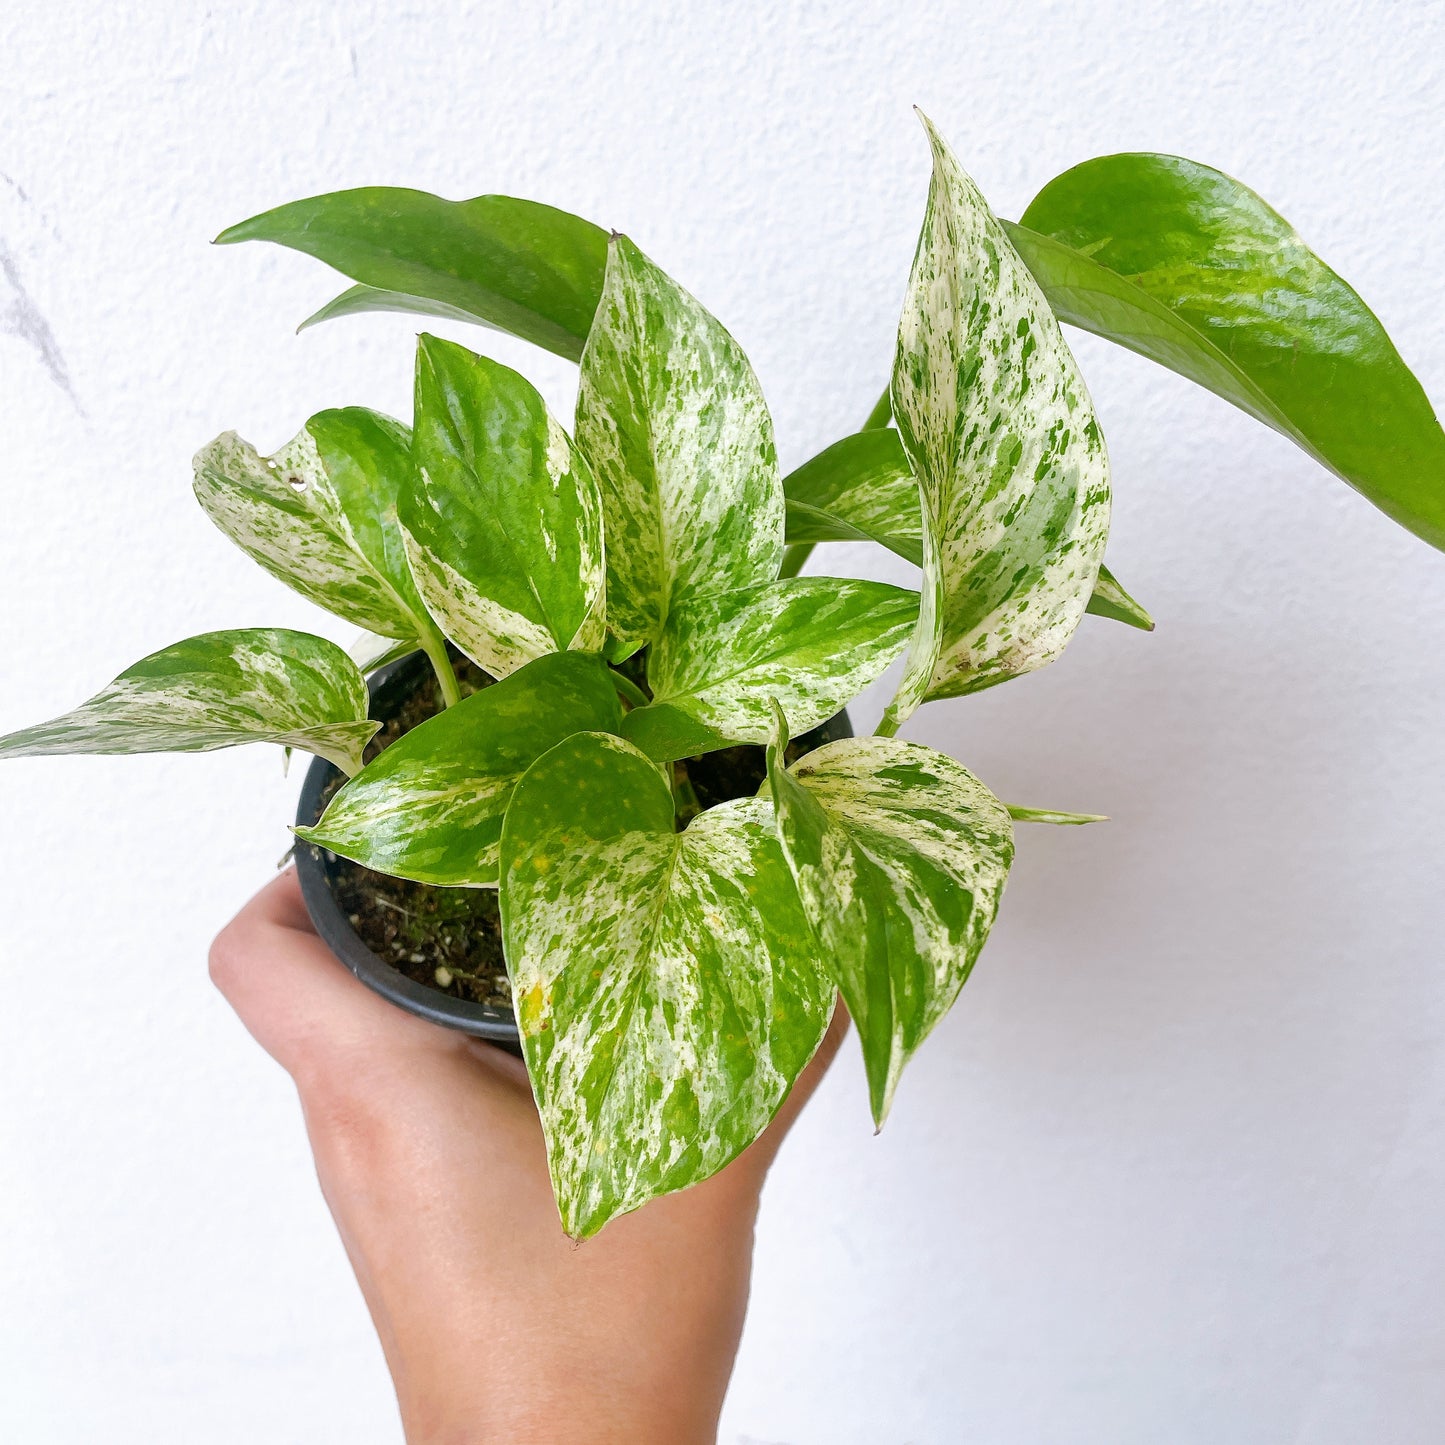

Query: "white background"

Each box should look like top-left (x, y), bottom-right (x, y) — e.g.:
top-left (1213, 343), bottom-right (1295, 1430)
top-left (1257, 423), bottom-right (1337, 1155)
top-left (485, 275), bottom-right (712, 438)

top-left (3, 2), bottom-right (1444, 1441)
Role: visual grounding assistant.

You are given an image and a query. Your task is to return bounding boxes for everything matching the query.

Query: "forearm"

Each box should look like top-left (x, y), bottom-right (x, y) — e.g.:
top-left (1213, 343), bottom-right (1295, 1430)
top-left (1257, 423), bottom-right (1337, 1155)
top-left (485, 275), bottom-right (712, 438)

top-left (301, 1066), bottom-right (754, 1444)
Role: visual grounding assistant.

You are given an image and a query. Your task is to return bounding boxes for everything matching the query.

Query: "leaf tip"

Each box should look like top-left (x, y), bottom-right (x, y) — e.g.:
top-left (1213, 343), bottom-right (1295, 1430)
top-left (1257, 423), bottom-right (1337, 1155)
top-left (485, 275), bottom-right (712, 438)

top-left (212, 216), bottom-right (258, 246)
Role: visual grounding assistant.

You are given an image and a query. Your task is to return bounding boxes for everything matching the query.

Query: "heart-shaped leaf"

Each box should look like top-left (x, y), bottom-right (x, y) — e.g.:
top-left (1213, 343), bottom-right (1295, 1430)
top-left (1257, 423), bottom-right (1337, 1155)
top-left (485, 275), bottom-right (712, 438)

top-left (216, 190), bottom-right (609, 361)
top-left (783, 429), bottom-right (1150, 629)
top-left (1011, 155), bottom-right (1445, 552)
top-left (575, 235), bottom-right (784, 659)
top-left (767, 705), bottom-right (1013, 1125)
top-left (194, 408), bottom-right (440, 648)
top-left (620, 578), bottom-right (918, 759)
top-left (402, 335), bottom-right (606, 678)
top-left (881, 116), bottom-right (1111, 732)
top-left (500, 731), bottom-right (834, 1238)
top-left (0, 630), bottom-right (378, 776)
top-left (298, 652), bottom-right (623, 886)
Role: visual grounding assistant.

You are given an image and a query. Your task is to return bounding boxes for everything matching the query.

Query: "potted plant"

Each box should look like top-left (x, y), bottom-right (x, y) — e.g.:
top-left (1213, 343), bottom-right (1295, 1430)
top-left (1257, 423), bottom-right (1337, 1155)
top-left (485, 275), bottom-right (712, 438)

top-left (3, 114), bottom-right (1440, 1239)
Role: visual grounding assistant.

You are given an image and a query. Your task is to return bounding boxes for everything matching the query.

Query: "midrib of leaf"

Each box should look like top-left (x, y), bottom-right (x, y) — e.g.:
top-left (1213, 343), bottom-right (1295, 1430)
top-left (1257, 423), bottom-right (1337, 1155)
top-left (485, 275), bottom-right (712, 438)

top-left (630, 306), bottom-right (677, 631)
top-left (653, 596), bottom-right (914, 706)
top-left (322, 774), bottom-right (514, 823)
top-left (421, 428), bottom-right (567, 647)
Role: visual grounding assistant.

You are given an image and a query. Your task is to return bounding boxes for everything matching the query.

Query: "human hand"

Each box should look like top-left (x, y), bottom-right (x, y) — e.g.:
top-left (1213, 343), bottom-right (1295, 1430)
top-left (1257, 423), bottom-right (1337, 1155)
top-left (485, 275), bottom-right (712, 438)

top-left (209, 868), bottom-right (846, 1444)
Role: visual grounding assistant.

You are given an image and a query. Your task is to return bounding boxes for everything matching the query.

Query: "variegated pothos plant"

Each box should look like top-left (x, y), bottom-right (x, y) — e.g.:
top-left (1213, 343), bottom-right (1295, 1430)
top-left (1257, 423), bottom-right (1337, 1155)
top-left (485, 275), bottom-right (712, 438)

top-left (5, 115), bottom-right (1442, 1237)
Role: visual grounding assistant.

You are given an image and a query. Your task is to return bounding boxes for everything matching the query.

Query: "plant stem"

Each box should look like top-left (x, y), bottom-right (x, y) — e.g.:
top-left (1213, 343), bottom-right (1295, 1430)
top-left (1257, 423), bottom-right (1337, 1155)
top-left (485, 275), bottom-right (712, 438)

top-left (778, 543), bottom-right (813, 579)
top-left (609, 668), bottom-right (651, 711)
top-left (420, 628), bottom-right (462, 709)
top-left (873, 711), bottom-right (901, 738)
top-left (671, 766), bottom-right (703, 826)
top-left (862, 385), bottom-right (893, 430)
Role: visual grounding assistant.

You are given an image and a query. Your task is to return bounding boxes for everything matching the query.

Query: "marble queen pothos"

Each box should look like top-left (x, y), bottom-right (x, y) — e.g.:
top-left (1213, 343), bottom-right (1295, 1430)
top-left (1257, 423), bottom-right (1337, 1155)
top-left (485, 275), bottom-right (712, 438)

top-left (5, 114), bottom-right (1443, 1237)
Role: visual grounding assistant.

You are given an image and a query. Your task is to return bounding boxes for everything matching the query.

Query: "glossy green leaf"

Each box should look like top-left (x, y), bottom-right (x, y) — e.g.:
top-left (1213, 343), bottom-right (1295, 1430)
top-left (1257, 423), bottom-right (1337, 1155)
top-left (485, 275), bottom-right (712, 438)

top-left (766, 706), bottom-right (1013, 1125)
top-left (1011, 155), bottom-right (1445, 552)
top-left (298, 283), bottom-right (516, 335)
top-left (0, 630), bottom-right (377, 776)
top-left (782, 429), bottom-right (1148, 629)
top-left (500, 731), bottom-right (834, 1237)
top-left (298, 652), bottom-right (623, 886)
top-left (401, 335), bottom-right (606, 678)
top-left (881, 116), bottom-right (1111, 733)
top-left (216, 190), bottom-right (609, 362)
top-left (616, 702), bottom-right (730, 764)
top-left (575, 235), bottom-right (784, 658)
top-left (193, 408), bottom-right (437, 646)
top-left (635, 578), bottom-right (918, 753)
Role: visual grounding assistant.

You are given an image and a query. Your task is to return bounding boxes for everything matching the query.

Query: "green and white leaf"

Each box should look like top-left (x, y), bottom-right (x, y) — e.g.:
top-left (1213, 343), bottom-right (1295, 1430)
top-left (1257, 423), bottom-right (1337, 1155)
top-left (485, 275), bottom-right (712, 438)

top-left (767, 707), bottom-right (1013, 1126)
top-left (783, 428), bottom-right (923, 560)
top-left (783, 429), bottom-right (1147, 630)
top-left (402, 335), bottom-right (606, 678)
top-left (1006, 803), bottom-right (1108, 825)
top-left (500, 731), bottom-right (834, 1238)
top-left (882, 115), bottom-right (1111, 732)
top-left (348, 631), bottom-right (417, 673)
top-left (575, 235), bottom-right (783, 658)
top-left (623, 578), bottom-right (917, 757)
top-left (1085, 564), bottom-right (1154, 631)
top-left (0, 629), bottom-right (378, 776)
top-left (299, 652), bottom-right (623, 886)
top-left (216, 189), bottom-right (609, 362)
top-left (194, 408), bottom-right (440, 647)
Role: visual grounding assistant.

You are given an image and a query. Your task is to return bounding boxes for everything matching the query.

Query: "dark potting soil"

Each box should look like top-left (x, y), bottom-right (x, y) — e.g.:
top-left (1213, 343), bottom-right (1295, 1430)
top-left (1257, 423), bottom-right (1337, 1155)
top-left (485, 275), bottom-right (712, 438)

top-left (315, 647), bottom-right (841, 1009)
top-left (316, 653), bottom-right (514, 1008)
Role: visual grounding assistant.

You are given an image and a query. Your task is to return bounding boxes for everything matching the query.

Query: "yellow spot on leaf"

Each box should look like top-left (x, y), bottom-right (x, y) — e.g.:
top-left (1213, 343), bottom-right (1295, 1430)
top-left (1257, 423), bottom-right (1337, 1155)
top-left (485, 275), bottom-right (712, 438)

top-left (518, 982), bottom-right (550, 1036)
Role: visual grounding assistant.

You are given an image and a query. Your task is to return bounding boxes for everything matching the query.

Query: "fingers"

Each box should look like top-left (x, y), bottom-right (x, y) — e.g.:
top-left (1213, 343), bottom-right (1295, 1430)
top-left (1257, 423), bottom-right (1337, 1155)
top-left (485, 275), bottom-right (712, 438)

top-left (209, 868), bottom-right (441, 1079)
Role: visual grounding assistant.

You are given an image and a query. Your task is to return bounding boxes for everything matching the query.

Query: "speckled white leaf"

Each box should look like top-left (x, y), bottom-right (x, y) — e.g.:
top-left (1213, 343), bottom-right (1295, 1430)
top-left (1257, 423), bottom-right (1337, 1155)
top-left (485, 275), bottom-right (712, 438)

top-left (1006, 803), bottom-right (1108, 825)
top-left (630, 578), bottom-right (917, 755)
top-left (783, 430), bottom-right (1143, 629)
top-left (193, 409), bottom-right (435, 643)
top-left (0, 629), bottom-right (378, 776)
top-left (881, 116), bottom-right (1111, 731)
top-left (575, 235), bottom-right (783, 658)
top-left (500, 732), bottom-right (834, 1238)
top-left (402, 335), bottom-right (606, 678)
top-left (767, 706), bottom-right (1013, 1126)
top-left (299, 652), bottom-right (623, 886)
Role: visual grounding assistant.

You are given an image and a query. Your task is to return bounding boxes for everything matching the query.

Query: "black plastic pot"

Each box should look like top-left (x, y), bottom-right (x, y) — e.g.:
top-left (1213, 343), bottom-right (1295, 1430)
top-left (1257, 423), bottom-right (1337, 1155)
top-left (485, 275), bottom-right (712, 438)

top-left (295, 650), bottom-right (852, 1048)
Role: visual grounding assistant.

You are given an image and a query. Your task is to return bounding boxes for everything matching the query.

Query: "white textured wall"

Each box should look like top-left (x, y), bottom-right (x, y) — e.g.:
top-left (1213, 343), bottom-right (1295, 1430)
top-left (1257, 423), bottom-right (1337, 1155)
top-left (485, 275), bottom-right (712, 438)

top-left (3, 3), bottom-right (1444, 1441)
